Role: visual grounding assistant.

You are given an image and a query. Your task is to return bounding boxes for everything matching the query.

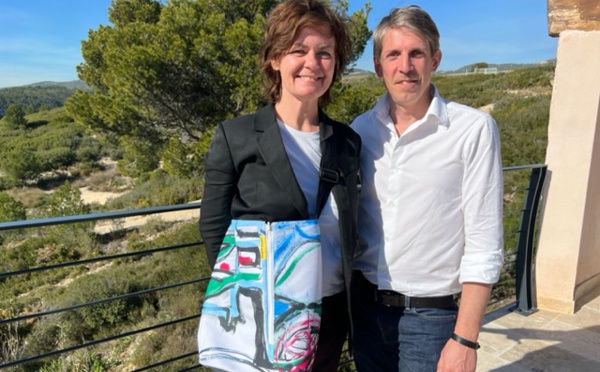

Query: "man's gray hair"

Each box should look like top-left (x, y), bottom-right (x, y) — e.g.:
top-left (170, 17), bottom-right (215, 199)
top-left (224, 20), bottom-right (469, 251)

top-left (373, 5), bottom-right (440, 61)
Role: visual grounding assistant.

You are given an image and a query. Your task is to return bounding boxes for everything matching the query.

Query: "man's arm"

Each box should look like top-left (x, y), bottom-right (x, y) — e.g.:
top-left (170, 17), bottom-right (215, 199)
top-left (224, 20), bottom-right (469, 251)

top-left (437, 282), bottom-right (491, 372)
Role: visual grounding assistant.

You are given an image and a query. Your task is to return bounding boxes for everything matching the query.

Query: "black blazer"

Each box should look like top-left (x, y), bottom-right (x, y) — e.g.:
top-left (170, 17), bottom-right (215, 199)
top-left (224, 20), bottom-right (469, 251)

top-left (199, 103), bottom-right (361, 300)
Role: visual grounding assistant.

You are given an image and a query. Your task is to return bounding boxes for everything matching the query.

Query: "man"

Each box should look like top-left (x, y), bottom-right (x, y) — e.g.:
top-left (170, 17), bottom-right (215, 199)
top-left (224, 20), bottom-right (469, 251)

top-left (350, 5), bottom-right (504, 372)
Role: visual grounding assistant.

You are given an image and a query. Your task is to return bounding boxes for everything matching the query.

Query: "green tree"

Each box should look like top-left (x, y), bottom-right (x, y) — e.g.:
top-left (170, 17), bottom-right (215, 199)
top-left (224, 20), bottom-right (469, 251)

top-left (336, 0), bottom-right (372, 68)
top-left (472, 62), bottom-right (489, 71)
top-left (3, 103), bottom-right (27, 129)
top-left (328, 77), bottom-right (385, 123)
top-left (66, 0), bottom-right (371, 176)
top-left (117, 136), bottom-right (161, 178)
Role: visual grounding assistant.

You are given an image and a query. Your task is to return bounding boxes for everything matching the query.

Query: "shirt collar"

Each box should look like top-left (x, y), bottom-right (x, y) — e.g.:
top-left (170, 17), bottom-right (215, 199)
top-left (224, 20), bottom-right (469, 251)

top-left (373, 85), bottom-right (450, 131)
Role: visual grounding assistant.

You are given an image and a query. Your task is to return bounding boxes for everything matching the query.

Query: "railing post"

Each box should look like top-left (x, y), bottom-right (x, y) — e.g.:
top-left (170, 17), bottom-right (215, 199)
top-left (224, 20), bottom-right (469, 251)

top-left (514, 165), bottom-right (547, 314)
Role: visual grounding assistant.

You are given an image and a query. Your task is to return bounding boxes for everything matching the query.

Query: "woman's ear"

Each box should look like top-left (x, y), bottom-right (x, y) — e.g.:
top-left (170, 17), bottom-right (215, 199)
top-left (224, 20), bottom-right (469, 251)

top-left (271, 59), bottom-right (280, 71)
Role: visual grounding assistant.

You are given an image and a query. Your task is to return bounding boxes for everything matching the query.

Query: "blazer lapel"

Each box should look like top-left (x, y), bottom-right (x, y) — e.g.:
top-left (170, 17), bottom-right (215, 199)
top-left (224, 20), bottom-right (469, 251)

top-left (254, 104), bottom-right (309, 219)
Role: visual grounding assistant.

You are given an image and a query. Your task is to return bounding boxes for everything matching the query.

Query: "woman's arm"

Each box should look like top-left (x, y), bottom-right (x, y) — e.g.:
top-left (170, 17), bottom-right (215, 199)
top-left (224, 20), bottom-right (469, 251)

top-left (199, 124), bottom-right (238, 269)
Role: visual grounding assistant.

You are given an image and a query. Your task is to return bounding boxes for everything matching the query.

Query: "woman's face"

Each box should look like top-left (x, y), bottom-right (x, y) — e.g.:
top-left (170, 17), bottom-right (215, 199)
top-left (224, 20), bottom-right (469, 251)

top-left (271, 27), bottom-right (336, 104)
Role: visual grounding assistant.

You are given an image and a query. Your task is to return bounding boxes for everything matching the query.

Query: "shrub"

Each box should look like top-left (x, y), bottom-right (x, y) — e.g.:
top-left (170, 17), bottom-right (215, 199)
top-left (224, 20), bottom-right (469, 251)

top-left (0, 192), bottom-right (27, 245)
top-left (0, 192), bottom-right (26, 222)
top-left (1, 142), bottom-right (42, 183)
top-left (101, 170), bottom-right (202, 211)
top-left (3, 103), bottom-right (28, 129)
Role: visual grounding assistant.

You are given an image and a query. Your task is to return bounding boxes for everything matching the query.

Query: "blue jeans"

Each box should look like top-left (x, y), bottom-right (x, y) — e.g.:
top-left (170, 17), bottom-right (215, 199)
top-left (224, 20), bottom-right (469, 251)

top-left (351, 271), bottom-right (457, 372)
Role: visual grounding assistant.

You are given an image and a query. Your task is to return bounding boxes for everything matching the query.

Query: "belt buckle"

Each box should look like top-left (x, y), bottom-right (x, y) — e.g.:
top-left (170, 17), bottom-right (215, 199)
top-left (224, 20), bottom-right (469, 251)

top-left (378, 290), bottom-right (407, 308)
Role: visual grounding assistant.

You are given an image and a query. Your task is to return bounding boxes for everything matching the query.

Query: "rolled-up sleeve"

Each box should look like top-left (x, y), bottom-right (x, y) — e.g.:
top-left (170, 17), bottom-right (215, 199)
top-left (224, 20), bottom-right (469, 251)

top-left (459, 115), bottom-right (504, 284)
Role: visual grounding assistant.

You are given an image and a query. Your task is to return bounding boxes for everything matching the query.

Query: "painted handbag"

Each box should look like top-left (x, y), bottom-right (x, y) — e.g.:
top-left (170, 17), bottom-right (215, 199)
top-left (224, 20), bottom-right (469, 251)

top-left (198, 219), bottom-right (322, 372)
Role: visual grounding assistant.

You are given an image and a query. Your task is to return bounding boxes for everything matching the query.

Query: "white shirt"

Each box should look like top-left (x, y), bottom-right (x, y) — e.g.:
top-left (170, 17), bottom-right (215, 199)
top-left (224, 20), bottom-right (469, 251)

top-left (277, 121), bottom-right (344, 297)
top-left (351, 87), bottom-right (504, 297)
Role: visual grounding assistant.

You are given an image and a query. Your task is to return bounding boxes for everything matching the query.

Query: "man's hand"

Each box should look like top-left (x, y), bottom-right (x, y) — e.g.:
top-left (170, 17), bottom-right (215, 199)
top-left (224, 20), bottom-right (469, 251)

top-left (436, 282), bottom-right (490, 372)
top-left (437, 338), bottom-right (477, 372)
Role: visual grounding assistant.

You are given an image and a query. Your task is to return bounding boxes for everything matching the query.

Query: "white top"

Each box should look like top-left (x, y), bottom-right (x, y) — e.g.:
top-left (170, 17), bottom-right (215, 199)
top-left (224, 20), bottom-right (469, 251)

top-left (351, 87), bottom-right (504, 297)
top-left (277, 120), bottom-right (343, 297)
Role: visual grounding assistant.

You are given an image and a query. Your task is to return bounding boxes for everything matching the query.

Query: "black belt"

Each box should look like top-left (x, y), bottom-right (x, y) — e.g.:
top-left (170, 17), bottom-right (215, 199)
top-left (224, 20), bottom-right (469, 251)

top-left (376, 290), bottom-right (456, 309)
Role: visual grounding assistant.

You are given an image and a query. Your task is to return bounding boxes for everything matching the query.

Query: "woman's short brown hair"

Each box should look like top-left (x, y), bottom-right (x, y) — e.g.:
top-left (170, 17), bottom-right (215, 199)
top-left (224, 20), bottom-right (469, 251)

top-left (259, 0), bottom-right (351, 106)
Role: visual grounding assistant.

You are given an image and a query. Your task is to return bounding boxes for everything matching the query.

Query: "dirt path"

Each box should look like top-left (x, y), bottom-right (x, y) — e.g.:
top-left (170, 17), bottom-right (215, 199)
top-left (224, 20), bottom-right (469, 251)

top-left (92, 203), bottom-right (200, 234)
top-left (78, 186), bottom-right (199, 235)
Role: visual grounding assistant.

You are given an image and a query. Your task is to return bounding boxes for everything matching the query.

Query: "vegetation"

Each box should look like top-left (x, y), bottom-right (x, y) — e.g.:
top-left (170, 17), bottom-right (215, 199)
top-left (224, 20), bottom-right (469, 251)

top-left (0, 85), bottom-right (81, 118)
top-left (65, 0), bottom-right (371, 179)
top-left (0, 107), bottom-right (119, 190)
top-left (3, 104), bottom-right (28, 130)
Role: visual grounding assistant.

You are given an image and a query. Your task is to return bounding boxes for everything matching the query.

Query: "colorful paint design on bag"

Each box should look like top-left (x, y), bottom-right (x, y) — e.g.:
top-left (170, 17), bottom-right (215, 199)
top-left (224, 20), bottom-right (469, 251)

top-left (199, 220), bottom-right (322, 372)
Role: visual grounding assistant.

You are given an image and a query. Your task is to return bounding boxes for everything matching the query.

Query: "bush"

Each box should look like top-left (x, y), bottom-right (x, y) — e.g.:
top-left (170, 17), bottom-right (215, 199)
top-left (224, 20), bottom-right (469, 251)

top-left (1, 142), bottom-right (42, 183)
top-left (0, 192), bottom-right (27, 245)
top-left (3, 103), bottom-right (28, 129)
top-left (102, 169), bottom-right (202, 211)
top-left (493, 94), bottom-right (550, 166)
top-left (328, 81), bottom-right (386, 123)
top-left (0, 192), bottom-right (26, 223)
top-left (57, 273), bottom-right (134, 339)
top-left (38, 147), bottom-right (77, 170)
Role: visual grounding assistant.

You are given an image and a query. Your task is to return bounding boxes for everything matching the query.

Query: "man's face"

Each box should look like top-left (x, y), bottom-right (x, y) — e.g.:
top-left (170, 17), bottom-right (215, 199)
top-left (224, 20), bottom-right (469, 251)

top-left (375, 27), bottom-right (441, 113)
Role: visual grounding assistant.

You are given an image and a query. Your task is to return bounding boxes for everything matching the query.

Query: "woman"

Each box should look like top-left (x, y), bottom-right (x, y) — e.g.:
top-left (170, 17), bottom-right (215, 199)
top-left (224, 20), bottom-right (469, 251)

top-left (198, 0), bottom-right (360, 370)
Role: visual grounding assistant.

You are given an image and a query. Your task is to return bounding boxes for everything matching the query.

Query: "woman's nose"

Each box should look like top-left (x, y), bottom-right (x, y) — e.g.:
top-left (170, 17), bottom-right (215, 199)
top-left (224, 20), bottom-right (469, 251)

top-left (304, 51), bottom-right (318, 68)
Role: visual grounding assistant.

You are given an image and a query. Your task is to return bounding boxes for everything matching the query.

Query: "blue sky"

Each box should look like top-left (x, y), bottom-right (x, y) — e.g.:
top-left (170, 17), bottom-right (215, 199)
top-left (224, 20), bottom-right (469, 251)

top-left (0, 0), bottom-right (558, 88)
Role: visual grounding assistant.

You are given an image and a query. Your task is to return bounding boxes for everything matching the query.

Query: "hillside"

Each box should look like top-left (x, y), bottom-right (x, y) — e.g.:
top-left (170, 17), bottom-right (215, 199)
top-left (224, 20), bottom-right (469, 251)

top-left (24, 80), bottom-right (88, 90)
top-left (0, 84), bottom-right (84, 118)
top-left (437, 58), bottom-right (557, 75)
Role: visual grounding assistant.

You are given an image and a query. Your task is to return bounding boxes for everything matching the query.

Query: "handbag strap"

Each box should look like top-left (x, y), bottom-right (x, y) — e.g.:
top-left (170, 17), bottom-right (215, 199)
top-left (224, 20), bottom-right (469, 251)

top-left (316, 132), bottom-right (340, 217)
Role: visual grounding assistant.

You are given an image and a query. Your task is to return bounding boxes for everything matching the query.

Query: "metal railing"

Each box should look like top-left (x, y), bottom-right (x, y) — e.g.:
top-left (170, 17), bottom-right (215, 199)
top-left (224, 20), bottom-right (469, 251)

top-left (0, 164), bottom-right (547, 371)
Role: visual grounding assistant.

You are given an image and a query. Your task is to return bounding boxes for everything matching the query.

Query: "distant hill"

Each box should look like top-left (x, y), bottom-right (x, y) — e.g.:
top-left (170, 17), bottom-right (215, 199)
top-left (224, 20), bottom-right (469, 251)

top-left (342, 68), bottom-right (376, 81)
top-left (342, 59), bottom-right (557, 80)
top-left (0, 81), bottom-right (88, 118)
top-left (437, 59), bottom-right (557, 75)
top-left (24, 80), bottom-right (88, 90)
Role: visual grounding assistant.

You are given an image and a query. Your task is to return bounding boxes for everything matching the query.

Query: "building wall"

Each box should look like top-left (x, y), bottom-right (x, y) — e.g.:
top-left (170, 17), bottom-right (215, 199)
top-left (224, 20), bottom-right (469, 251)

top-left (537, 0), bottom-right (600, 313)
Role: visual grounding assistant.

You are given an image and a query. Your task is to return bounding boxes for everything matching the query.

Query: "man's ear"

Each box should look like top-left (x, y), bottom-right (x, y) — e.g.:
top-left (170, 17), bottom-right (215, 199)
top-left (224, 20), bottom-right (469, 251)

top-left (374, 58), bottom-right (383, 77)
top-left (432, 50), bottom-right (442, 71)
